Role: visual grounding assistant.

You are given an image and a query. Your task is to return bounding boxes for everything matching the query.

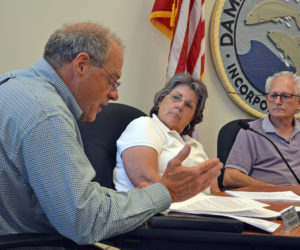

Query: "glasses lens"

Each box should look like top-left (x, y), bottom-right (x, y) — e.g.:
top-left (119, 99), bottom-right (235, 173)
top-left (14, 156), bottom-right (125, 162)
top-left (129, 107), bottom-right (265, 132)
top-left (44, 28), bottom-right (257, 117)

top-left (113, 81), bottom-right (120, 89)
top-left (281, 94), bottom-right (291, 102)
top-left (268, 93), bottom-right (278, 101)
top-left (101, 65), bottom-right (120, 89)
top-left (171, 94), bottom-right (181, 102)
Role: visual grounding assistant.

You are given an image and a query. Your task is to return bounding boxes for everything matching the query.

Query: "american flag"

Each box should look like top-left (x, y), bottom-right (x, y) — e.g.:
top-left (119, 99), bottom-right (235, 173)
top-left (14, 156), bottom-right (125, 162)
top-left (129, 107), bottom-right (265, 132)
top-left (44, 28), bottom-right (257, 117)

top-left (150, 0), bottom-right (205, 81)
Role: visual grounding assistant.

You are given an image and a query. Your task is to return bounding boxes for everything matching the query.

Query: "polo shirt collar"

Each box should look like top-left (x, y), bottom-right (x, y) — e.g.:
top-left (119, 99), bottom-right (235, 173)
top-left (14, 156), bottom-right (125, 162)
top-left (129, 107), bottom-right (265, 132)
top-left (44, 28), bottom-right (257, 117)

top-left (262, 115), bottom-right (276, 134)
top-left (152, 114), bottom-right (170, 132)
top-left (262, 115), bottom-right (300, 137)
top-left (151, 114), bottom-right (197, 145)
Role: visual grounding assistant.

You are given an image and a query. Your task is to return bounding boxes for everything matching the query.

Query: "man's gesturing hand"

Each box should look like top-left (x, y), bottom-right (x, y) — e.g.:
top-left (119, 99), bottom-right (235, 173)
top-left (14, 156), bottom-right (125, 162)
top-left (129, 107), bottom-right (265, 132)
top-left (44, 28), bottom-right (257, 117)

top-left (159, 144), bottom-right (223, 202)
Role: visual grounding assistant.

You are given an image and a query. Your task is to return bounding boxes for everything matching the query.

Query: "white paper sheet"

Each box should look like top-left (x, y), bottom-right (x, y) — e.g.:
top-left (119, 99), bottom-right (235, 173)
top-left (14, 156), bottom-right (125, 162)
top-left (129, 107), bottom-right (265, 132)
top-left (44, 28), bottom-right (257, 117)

top-left (225, 190), bottom-right (300, 202)
top-left (171, 194), bottom-right (268, 212)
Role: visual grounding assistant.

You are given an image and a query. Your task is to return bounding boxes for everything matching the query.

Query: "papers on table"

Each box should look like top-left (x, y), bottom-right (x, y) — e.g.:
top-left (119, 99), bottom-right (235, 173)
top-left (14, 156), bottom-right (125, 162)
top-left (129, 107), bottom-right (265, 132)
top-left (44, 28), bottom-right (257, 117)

top-left (225, 190), bottom-right (300, 202)
top-left (168, 193), bottom-right (280, 233)
top-left (170, 194), bottom-right (277, 216)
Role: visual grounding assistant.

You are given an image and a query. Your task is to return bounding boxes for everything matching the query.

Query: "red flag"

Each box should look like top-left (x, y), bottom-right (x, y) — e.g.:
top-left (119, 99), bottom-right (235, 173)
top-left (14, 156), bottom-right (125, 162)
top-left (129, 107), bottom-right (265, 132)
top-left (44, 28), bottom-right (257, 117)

top-left (150, 0), bottom-right (205, 81)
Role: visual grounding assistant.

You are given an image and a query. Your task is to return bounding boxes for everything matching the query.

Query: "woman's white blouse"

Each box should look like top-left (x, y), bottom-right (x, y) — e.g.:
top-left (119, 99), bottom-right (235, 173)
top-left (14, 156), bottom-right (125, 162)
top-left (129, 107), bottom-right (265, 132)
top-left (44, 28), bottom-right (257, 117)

top-left (113, 114), bottom-right (209, 193)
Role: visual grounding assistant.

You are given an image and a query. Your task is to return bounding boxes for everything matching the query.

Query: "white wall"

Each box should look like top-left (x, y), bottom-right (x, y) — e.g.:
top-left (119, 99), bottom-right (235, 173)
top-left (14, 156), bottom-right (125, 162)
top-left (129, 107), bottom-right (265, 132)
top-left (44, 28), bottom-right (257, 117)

top-left (0, 0), bottom-right (248, 158)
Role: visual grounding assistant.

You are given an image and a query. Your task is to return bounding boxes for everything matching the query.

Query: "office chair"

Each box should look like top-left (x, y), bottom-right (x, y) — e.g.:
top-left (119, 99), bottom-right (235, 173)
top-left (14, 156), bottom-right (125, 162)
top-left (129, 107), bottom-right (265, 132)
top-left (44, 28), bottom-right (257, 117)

top-left (217, 119), bottom-right (254, 190)
top-left (77, 102), bottom-right (146, 189)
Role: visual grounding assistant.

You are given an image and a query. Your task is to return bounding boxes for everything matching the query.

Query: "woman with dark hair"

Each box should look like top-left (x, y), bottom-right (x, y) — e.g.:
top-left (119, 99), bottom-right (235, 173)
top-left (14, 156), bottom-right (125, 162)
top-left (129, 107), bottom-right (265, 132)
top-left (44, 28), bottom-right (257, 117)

top-left (113, 73), bottom-right (220, 193)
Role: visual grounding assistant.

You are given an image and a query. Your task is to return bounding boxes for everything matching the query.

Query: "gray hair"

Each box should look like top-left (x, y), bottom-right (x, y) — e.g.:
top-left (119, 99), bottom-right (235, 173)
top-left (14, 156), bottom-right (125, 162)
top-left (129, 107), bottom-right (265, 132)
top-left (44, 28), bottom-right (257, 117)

top-left (43, 22), bottom-right (123, 69)
top-left (265, 71), bottom-right (300, 95)
top-left (150, 73), bottom-right (208, 135)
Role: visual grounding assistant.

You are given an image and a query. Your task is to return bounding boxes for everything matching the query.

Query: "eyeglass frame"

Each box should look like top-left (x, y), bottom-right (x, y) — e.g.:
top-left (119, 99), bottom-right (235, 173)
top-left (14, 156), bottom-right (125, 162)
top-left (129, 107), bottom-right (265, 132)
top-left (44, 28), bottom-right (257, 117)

top-left (168, 91), bottom-right (196, 110)
top-left (265, 92), bottom-right (299, 103)
top-left (100, 65), bottom-right (121, 89)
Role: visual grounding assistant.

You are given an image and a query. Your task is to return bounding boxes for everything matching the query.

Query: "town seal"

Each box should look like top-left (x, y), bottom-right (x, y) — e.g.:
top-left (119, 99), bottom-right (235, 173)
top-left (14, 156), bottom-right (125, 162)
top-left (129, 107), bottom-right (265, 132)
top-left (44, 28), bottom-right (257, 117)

top-left (210, 0), bottom-right (300, 117)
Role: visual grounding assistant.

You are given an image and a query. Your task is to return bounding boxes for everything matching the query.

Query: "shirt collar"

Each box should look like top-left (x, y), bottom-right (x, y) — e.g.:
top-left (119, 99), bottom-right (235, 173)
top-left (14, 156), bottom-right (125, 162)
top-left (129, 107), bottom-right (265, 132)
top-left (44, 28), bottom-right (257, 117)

top-left (151, 113), bottom-right (196, 144)
top-left (262, 115), bottom-right (300, 137)
top-left (152, 114), bottom-right (170, 132)
top-left (262, 115), bottom-right (276, 133)
top-left (32, 59), bottom-right (83, 120)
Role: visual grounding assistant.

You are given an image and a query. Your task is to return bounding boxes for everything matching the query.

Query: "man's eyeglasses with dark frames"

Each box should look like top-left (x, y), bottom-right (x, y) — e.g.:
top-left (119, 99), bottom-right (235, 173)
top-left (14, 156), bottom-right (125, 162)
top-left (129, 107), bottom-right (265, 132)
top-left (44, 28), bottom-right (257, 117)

top-left (266, 92), bottom-right (299, 103)
top-left (101, 65), bottom-right (121, 89)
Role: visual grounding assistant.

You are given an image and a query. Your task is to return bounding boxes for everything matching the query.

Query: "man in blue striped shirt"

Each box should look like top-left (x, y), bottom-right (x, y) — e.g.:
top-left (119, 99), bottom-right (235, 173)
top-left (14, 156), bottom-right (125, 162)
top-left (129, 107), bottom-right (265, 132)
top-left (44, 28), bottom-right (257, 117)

top-left (0, 22), bottom-right (222, 245)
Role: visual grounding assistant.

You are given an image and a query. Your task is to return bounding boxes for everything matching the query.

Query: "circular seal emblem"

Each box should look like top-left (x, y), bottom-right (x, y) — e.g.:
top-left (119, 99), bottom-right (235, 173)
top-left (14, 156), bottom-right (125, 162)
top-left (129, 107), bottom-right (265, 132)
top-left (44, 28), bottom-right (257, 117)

top-left (210, 0), bottom-right (300, 118)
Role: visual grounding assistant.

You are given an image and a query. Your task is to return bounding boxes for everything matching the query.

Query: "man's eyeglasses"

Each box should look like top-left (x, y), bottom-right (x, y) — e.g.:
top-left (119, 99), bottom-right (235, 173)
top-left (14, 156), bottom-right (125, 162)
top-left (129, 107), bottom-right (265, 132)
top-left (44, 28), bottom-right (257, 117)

top-left (266, 92), bottom-right (299, 103)
top-left (101, 65), bottom-right (121, 89)
top-left (169, 92), bottom-right (195, 110)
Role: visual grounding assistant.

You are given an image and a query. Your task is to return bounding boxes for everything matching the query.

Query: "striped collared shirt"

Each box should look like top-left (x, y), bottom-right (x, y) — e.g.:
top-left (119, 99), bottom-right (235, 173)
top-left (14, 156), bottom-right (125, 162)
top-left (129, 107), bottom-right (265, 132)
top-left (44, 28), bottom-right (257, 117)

top-left (0, 59), bottom-right (171, 244)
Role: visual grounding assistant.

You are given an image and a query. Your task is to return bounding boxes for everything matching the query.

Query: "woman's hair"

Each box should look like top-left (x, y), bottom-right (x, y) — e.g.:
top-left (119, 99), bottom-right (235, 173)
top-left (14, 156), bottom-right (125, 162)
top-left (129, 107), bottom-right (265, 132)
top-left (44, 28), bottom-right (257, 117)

top-left (150, 73), bottom-right (208, 135)
top-left (265, 71), bottom-right (300, 95)
top-left (43, 22), bottom-right (123, 69)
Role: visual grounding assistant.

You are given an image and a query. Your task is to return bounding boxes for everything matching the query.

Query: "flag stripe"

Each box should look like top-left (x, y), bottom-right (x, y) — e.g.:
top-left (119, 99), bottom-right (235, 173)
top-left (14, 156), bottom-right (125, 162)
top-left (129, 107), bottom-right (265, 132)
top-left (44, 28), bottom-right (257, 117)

top-left (187, 0), bottom-right (199, 53)
top-left (167, 0), bottom-right (189, 78)
top-left (187, 17), bottom-right (204, 74)
top-left (187, 21), bottom-right (201, 73)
